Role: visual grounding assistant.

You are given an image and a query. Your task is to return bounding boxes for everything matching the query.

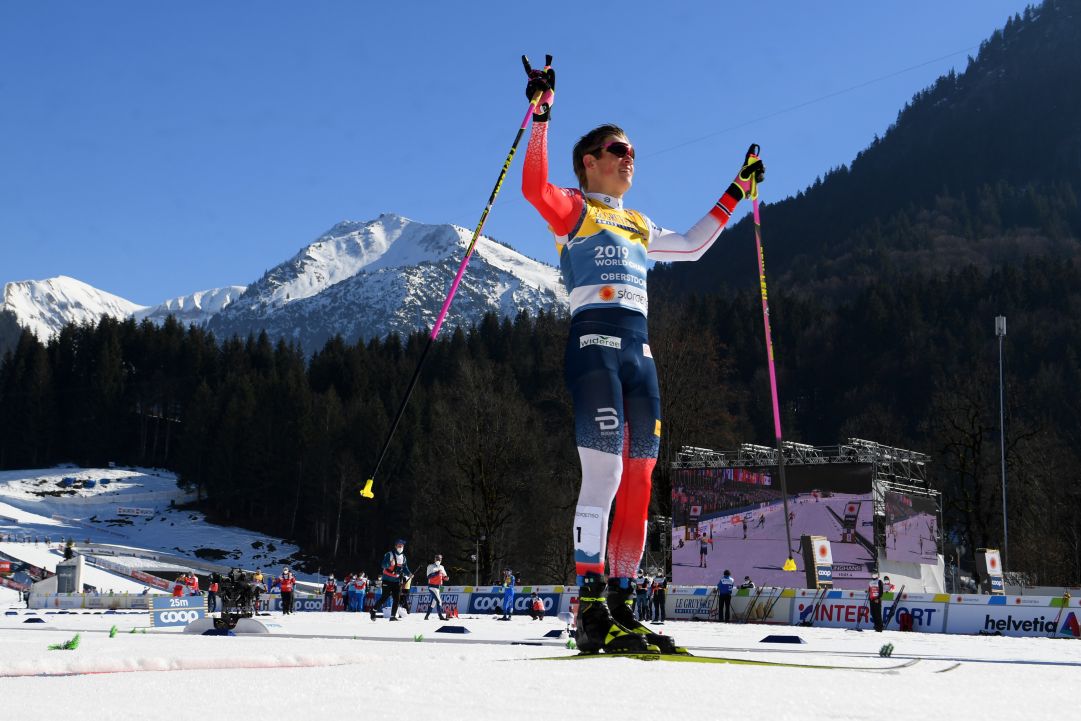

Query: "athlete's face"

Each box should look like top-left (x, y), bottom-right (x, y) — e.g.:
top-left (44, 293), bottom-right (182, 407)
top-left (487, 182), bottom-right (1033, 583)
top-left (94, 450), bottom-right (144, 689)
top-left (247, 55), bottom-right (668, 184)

top-left (584, 134), bottom-right (634, 198)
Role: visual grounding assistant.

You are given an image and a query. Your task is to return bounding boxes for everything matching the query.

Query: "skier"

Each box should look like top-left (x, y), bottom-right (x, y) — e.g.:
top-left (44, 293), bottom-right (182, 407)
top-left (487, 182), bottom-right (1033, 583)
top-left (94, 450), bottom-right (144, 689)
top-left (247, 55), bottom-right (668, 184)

top-left (278, 567), bottom-right (296, 615)
top-left (742, 517), bottom-right (748, 540)
top-left (522, 56), bottom-right (763, 655)
top-left (498, 568), bottom-right (516, 621)
top-left (370, 539), bottom-right (411, 621)
top-left (699, 532), bottom-right (710, 568)
top-left (739, 575), bottom-right (756, 590)
top-left (716, 570), bottom-right (736, 622)
top-left (425, 554), bottom-right (449, 621)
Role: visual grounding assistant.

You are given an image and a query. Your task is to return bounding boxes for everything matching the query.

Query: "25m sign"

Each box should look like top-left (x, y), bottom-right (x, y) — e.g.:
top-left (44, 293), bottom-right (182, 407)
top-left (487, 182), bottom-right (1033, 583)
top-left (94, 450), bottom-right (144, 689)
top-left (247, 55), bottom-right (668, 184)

top-left (150, 595), bottom-right (206, 627)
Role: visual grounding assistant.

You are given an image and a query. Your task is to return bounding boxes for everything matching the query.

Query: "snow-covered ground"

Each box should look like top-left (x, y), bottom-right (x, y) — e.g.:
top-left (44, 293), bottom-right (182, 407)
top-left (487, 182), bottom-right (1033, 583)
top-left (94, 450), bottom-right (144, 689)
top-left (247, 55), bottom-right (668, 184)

top-left (0, 603), bottom-right (1076, 720)
top-left (1, 469), bottom-right (1077, 716)
top-left (0, 467), bottom-right (308, 586)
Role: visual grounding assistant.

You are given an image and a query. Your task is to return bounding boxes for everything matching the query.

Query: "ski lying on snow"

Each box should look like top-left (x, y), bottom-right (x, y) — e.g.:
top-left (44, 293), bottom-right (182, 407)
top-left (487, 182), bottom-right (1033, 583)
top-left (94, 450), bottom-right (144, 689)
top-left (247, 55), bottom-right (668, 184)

top-left (536, 652), bottom-right (920, 672)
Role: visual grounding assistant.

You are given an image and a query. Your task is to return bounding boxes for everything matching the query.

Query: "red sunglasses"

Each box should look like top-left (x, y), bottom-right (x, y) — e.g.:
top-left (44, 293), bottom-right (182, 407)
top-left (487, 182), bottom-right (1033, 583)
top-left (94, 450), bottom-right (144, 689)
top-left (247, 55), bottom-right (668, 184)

top-left (596, 141), bottom-right (635, 159)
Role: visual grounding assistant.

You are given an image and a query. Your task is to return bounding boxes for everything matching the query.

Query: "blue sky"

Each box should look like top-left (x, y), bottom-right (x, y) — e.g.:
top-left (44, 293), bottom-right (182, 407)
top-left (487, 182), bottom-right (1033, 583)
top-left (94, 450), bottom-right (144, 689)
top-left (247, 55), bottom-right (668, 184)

top-left (1, 1), bottom-right (1035, 305)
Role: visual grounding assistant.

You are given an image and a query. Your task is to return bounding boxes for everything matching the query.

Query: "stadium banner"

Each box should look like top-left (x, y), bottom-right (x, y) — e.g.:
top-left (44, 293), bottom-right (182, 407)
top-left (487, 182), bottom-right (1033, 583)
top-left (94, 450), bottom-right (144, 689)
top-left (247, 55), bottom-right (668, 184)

top-left (150, 594), bottom-right (206, 627)
top-left (262, 593), bottom-right (324, 613)
top-left (116, 506), bottom-right (155, 517)
top-left (730, 586), bottom-right (793, 624)
top-left (665, 586), bottom-right (716, 621)
top-left (944, 594), bottom-right (1081, 637)
top-left (671, 463), bottom-right (876, 590)
top-left (466, 590), bottom-right (560, 615)
top-left (82, 554), bottom-right (173, 591)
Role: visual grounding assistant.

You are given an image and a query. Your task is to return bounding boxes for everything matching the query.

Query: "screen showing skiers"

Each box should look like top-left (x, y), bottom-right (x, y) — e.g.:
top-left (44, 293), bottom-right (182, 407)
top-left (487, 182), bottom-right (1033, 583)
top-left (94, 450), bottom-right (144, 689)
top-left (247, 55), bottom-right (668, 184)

top-left (884, 491), bottom-right (940, 564)
top-left (671, 463), bottom-right (875, 590)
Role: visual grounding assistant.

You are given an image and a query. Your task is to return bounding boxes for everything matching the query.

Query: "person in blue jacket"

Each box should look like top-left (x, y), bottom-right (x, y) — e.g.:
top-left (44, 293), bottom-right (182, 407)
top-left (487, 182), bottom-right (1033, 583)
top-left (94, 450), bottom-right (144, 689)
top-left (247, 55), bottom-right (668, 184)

top-left (370, 539), bottom-right (411, 621)
top-left (498, 568), bottom-right (516, 621)
top-left (716, 569), bottom-right (736, 622)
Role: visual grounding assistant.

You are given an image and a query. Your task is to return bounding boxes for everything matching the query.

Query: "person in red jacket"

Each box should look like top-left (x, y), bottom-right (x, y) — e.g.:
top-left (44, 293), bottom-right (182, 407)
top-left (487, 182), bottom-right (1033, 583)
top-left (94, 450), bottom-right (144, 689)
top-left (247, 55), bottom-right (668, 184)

top-left (207, 573), bottom-right (220, 613)
top-left (172, 575), bottom-right (185, 598)
top-left (278, 567), bottom-right (297, 615)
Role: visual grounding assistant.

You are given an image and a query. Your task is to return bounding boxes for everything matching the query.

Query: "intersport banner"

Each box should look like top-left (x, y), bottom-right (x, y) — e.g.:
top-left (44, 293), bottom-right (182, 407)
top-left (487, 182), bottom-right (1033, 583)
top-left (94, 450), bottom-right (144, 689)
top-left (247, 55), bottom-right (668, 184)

top-left (789, 589), bottom-right (948, 632)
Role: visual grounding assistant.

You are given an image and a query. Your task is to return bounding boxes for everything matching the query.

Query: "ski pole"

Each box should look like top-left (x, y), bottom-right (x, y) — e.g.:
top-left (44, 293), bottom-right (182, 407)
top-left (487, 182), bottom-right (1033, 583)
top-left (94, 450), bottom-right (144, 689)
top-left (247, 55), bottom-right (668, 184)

top-left (360, 55), bottom-right (552, 500)
top-left (747, 146), bottom-right (797, 572)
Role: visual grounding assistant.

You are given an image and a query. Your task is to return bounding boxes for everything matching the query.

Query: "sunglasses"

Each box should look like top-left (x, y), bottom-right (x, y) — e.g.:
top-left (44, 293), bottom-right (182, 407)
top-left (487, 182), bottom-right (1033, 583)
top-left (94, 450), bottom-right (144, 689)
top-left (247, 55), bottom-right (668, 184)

top-left (595, 141), bottom-right (635, 159)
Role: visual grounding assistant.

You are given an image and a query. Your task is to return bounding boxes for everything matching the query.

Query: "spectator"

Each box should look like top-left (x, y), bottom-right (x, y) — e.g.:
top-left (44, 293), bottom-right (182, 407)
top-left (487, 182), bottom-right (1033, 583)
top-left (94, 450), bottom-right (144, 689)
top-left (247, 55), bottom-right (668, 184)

top-left (172, 575), bottom-right (185, 598)
top-left (650, 571), bottom-right (668, 624)
top-left (278, 567), bottom-right (297, 615)
top-left (207, 572), bottom-right (221, 613)
top-left (323, 574), bottom-right (338, 612)
top-left (634, 569), bottom-right (651, 622)
top-left (716, 569), bottom-right (735, 622)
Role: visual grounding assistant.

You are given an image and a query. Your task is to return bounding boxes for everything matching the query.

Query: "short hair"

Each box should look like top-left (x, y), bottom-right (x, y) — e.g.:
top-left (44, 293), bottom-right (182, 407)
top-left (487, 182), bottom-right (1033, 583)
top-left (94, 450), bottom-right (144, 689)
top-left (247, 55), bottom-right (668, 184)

top-left (572, 123), bottom-right (627, 189)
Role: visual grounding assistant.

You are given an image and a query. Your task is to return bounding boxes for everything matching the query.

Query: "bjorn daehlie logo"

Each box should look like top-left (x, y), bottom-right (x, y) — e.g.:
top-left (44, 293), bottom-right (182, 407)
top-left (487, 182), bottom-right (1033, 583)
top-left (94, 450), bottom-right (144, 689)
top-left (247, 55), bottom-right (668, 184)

top-left (594, 407), bottom-right (619, 431)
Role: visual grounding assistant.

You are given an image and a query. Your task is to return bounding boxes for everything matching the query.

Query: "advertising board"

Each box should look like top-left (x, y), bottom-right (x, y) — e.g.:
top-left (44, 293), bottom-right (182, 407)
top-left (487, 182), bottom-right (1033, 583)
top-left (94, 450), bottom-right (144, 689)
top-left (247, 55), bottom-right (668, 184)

top-left (150, 595), bottom-right (206, 627)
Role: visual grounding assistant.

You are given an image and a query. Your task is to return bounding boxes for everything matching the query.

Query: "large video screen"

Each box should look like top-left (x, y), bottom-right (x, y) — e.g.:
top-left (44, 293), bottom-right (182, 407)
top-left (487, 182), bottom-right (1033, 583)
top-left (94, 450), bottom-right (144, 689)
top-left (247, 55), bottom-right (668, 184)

top-left (672, 463), bottom-right (874, 590)
top-left (884, 491), bottom-right (939, 564)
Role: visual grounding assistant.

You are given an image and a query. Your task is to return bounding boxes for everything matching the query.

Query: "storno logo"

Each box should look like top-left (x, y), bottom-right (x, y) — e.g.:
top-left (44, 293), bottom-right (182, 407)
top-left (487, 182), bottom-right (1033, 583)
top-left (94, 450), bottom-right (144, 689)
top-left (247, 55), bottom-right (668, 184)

top-left (158, 609), bottom-right (200, 624)
top-left (598, 285), bottom-right (616, 301)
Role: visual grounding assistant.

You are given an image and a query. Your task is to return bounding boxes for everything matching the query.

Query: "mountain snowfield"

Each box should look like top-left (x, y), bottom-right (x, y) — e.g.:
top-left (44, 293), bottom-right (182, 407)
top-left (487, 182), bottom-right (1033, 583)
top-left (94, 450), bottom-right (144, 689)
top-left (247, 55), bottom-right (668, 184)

top-left (1, 276), bottom-right (149, 341)
top-left (133, 286), bottom-right (248, 328)
top-left (2, 214), bottom-right (567, 349)
top-left (206, 214), bottom-right (567, 350)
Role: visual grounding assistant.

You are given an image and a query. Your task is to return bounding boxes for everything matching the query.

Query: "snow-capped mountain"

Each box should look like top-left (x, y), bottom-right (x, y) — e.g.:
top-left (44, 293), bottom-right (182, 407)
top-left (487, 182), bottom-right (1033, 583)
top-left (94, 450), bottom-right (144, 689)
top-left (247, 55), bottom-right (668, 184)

top-left (4, 214), bottom-right (568, 350)
top-left (134, 285), bottom-right (247, 327)
top-left (1, 276), bottom-right (148, 341)
top-left (207, 214), bottom-right (567, 350)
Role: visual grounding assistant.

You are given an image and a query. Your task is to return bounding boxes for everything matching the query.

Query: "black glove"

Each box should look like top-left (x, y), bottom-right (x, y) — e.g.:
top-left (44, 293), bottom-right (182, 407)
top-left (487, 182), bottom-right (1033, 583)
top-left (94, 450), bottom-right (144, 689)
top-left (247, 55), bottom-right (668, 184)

top-left (522, 54), bottom-right (555, 122)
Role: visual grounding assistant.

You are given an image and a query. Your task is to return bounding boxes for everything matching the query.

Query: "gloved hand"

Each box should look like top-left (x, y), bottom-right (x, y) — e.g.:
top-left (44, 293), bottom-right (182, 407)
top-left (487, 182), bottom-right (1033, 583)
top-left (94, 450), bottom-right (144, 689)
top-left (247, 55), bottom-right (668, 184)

top-left (522, 54), bottom-right (555, 122)
top-left (730, 144), bottom-right (766, 200)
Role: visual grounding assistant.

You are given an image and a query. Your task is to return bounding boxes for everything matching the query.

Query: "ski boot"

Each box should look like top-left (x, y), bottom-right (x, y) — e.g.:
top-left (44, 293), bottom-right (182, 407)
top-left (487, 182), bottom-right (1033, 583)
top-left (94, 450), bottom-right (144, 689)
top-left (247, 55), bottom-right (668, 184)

top-left (607, 578), bottom-right (687, 655)
top-left (575, 574), bottom-right (659, 655)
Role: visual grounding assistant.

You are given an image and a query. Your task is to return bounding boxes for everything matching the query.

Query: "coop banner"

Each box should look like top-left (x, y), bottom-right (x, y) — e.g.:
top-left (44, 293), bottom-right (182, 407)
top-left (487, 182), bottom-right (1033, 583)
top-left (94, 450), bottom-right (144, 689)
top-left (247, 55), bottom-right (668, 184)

top-left (672, 463), bottom-right (875, 590)
top-left (150, 595), bottom-right (206, 627)
top-left (466, 590), bottom-right (560, 615)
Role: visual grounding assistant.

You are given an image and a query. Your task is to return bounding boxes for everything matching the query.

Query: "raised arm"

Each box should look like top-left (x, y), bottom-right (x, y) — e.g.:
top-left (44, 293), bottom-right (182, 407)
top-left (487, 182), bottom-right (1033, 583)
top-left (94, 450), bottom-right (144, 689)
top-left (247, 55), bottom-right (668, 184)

top-left (646, 148), bottom-right (765, 262)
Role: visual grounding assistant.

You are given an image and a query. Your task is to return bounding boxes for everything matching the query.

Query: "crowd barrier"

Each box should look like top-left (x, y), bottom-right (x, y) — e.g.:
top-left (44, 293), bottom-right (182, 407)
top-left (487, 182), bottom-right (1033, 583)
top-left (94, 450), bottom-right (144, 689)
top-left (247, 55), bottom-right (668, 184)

top-left (20, 585), bottom-right (1079, 638)
top-left (28, 592), bottom-right (153, 610)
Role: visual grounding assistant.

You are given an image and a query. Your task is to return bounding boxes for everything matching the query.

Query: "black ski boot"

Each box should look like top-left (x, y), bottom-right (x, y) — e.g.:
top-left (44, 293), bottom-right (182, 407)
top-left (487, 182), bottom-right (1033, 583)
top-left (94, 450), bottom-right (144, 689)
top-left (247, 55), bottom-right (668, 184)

top-left (606, 578), bottom-right (686, 655)
top-left (575, 574), bottom-right (658, 655)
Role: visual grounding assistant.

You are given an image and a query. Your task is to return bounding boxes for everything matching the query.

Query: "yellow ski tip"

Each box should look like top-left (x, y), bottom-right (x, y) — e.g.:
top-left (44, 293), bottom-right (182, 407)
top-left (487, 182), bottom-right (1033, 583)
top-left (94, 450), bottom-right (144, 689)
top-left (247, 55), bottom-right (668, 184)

top-left (359, 479), bottom-right (375, 499)
top-left (782, 557), bottom-right (797, 572)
